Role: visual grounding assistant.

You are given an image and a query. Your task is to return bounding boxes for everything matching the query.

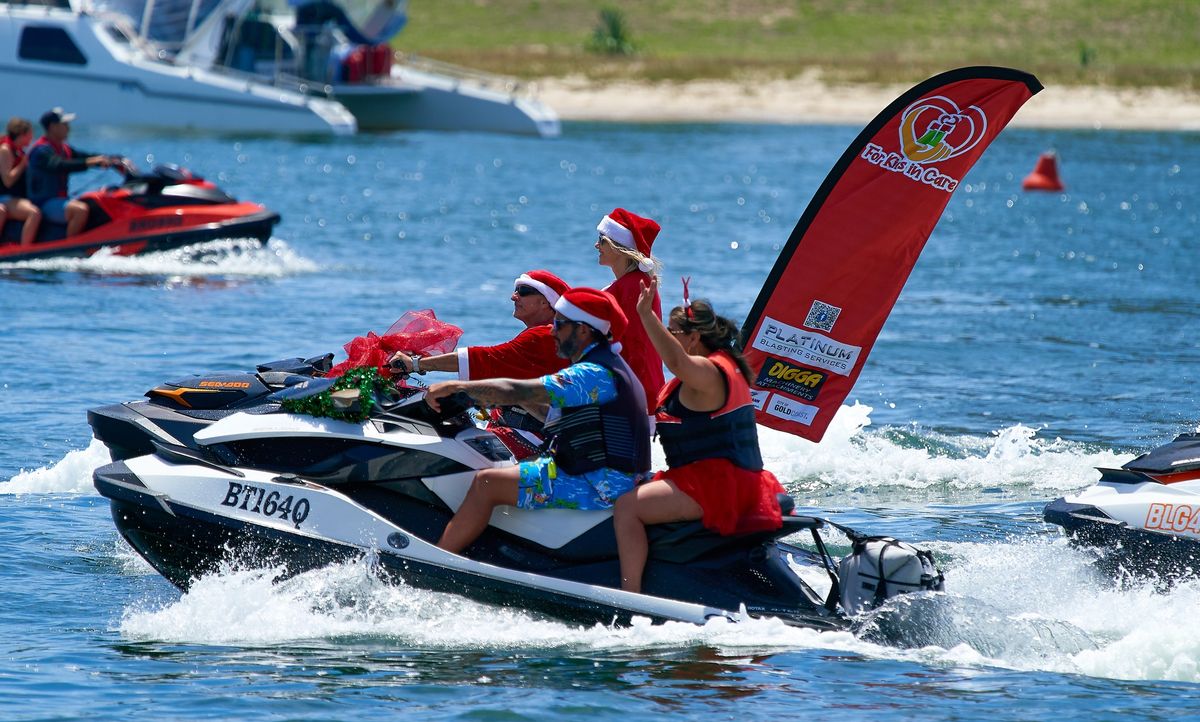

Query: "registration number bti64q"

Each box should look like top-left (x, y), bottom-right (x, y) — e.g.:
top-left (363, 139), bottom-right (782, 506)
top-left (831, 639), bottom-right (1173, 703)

top-left (220, 481), bottom-right (311, 529)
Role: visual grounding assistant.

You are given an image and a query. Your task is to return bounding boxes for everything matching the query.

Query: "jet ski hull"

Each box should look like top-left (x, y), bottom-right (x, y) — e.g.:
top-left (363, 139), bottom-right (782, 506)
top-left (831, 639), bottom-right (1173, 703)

top-left (95, 456), bottom-right (848, 630)
top-left (0, 209), bottom-right (279, 263)
top-left (1045, 483), bottom-right (1200, 579)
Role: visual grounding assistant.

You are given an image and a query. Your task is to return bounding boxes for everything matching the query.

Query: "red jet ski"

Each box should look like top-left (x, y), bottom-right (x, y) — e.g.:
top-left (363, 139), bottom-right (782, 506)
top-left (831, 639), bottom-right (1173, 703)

top-left (0, 164), bottom-right (280, 263)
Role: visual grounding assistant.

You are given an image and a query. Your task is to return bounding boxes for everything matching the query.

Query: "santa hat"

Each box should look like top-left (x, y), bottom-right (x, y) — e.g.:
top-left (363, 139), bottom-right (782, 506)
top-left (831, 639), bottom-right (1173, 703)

top-left (597, 208), bottom-right (660, 272)
top-left (514, 269), bottom-right (569, 306)
top-left (554, 287), bottom-right (627, 342)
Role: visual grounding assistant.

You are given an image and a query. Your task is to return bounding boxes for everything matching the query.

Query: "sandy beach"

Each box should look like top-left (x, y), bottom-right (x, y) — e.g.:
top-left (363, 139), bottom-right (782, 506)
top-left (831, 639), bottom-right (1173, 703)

top-left (535, 73), bottom-right (1200, 131)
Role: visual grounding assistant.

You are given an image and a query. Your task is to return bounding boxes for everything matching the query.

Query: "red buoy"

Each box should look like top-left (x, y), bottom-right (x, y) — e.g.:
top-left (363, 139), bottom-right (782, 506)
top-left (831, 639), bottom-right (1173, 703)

top-left (1022, 151), bottom-right (1064, 192)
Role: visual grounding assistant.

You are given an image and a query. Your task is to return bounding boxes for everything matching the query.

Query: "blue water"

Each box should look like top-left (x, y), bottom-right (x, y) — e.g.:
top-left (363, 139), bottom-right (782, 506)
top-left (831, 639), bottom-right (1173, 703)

top-left (3, 119), bottom-right (1200, 720)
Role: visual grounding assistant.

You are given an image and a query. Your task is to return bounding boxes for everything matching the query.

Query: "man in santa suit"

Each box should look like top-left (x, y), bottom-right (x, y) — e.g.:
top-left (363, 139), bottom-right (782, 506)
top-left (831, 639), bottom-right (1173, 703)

top-left (388, 269), bottom-right (571, 380)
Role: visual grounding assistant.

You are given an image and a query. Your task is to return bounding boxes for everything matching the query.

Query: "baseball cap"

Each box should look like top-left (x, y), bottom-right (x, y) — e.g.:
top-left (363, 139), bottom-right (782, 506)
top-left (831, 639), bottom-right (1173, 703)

top-left (39, 107), bottom-right (77, 129)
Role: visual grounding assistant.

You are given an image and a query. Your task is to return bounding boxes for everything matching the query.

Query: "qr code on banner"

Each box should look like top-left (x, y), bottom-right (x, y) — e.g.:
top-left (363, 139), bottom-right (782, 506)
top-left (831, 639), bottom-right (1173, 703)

top-left (803, 300), bottom-right (841, 332)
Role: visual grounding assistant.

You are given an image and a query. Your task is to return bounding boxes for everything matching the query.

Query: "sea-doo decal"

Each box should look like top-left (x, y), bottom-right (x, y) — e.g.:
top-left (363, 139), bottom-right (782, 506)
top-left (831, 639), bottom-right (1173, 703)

top-left (130, 215), bottom-right (185, 232)
top-left (220, 481), bottom-right (311, 528)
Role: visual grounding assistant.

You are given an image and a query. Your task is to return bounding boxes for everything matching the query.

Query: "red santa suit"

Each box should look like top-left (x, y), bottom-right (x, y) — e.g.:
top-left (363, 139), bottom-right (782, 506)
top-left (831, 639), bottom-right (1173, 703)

top-left (457, 324), bottom-right (568, 380)
top-left (597, 208), bottom-right (666, 413)
top-left (605, 270), bottom-right (664, 413)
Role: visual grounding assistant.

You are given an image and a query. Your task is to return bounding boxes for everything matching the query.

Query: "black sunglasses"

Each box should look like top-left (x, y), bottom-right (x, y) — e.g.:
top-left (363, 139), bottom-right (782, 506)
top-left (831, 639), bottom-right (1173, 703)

top-left (552, 316), bottom-right (579, 331)
top-left (515, 285), bottom-right (541, 297)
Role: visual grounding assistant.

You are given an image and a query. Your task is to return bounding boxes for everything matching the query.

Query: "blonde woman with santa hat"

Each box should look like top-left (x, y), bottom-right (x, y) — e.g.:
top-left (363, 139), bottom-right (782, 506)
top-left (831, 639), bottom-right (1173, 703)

top-left (424, 287), bottom-right (651, 556)
top-left (595, 207), bottom-right (665, 413)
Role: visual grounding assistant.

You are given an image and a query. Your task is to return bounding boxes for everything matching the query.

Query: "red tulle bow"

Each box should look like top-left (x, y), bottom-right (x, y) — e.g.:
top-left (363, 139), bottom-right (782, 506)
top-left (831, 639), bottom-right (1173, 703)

top-left (326, 309), bottom-right (463, 381)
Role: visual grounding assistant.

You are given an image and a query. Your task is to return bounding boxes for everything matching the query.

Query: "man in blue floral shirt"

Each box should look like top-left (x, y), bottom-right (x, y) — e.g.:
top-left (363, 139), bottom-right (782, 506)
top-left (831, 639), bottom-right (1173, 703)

top-left (425, 287), bottom-right (651, 555)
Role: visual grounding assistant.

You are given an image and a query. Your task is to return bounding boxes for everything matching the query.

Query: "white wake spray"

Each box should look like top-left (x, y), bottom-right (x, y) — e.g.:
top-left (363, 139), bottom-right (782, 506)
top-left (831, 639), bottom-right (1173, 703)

top-left (2, 439), bottom-right (110, 494)
top-left (0, 238), bottom-right (316, 278)
top-left (114, 536), bottom-right (1200, 683)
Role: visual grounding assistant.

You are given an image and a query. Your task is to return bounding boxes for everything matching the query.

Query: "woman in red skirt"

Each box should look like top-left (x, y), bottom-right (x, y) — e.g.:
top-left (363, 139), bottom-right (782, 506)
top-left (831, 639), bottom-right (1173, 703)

top-left (613, 277), bottom-right (785, 593)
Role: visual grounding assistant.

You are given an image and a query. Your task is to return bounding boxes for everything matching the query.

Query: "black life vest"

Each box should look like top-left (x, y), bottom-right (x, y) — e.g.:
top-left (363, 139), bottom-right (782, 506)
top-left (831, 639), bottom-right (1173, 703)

top-left (0, 136), bottom-right (26, 198)
top-left (655, 351), bottom-right (764, 471)
top-left (27, 136), bottom-right (73, 203)
top-left (540, 343), bottom-right (650, 475)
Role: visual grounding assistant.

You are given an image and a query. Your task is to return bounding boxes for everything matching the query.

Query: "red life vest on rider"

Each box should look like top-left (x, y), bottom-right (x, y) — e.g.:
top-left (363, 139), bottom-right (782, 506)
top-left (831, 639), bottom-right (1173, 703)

top-left (654, 351), bottom-right (764, 471)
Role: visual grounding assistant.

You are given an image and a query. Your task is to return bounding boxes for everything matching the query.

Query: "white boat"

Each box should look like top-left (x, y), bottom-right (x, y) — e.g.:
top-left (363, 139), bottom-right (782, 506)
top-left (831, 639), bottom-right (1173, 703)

top-left (1, 0), bottom-right (560, 137)
top-left (1, 0), bottom-right (358, 135)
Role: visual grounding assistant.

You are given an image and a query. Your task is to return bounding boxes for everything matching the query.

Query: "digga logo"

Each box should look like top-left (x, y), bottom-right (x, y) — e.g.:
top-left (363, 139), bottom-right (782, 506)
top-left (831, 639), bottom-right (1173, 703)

top-left (899, 95), bottom-right (988, 165)
top-left (754, 357), bottom-right (827, 402)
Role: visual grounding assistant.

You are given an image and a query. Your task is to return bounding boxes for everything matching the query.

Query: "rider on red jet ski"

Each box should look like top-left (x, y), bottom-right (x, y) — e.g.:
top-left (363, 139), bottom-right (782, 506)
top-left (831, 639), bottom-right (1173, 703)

top-left (27, 107), bottom-right (132, 237)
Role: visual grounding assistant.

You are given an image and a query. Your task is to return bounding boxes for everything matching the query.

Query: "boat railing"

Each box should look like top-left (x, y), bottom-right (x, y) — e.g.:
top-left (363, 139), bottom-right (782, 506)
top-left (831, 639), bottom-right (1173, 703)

top-left (393, 51), bottom-right (541, 99)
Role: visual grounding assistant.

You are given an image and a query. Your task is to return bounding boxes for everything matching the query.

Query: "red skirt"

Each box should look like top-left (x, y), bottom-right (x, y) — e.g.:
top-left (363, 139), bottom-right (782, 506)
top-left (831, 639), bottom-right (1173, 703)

top-left (653, 458), bottom-right (786, 536)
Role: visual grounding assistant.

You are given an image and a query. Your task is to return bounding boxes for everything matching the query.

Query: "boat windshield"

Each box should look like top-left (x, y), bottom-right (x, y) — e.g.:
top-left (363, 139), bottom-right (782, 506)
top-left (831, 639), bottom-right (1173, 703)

top-left (258, 0), bottom-right (407, 43)
top-left (91, 0), bottom-right (225, 48)
top-left (89, 0), bottom-right (405, 53)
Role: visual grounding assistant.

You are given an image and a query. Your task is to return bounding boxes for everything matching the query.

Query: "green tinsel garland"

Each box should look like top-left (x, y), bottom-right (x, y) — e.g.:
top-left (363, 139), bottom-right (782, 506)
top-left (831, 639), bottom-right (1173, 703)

top-left (280, 365), bottom-right (385, 423)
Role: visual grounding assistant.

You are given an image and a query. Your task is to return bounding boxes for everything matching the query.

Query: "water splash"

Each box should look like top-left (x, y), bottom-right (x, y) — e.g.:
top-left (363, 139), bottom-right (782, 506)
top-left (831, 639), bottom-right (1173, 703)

top-left (115, 559), bottom-right (859, 651)
top-left (2, 439), bottom-right (110, 494)
top-left (113, 536), bottom-right (1200, 684)
top-left (0, 238), bottom-right (317, 278)
top-left (754, 402), bottom-right (1123, 499)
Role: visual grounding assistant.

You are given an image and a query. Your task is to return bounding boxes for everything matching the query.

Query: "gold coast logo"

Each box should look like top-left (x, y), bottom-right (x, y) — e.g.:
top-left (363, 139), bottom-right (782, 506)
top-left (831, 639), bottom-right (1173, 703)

top-left (899, 95), bottom-right (988, 164)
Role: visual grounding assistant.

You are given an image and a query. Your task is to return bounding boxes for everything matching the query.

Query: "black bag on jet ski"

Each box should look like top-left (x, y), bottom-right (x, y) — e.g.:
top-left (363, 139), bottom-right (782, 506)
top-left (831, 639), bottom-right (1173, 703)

top-left (837, 536), bottom-right (944, 616)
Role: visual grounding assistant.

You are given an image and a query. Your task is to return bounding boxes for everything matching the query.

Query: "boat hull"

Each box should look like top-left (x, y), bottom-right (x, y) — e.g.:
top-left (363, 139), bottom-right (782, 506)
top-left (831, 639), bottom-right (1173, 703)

top-left (333, 73), bottom-right (560, 137)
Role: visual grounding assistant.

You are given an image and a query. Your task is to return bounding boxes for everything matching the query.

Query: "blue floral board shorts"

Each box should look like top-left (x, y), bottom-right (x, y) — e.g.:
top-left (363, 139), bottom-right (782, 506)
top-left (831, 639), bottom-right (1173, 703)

top-left (516, 456), bottom-right (637, 510)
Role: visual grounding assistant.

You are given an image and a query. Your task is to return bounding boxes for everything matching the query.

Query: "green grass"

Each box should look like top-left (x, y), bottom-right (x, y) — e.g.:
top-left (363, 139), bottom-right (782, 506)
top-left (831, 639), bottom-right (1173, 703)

top-left (396, 0), bottom-right (1200, 89)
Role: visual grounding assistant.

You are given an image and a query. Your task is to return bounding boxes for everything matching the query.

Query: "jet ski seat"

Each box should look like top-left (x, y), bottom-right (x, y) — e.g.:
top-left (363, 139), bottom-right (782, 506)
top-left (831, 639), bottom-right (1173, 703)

top-left (647, 494), bottom-right (821, 564)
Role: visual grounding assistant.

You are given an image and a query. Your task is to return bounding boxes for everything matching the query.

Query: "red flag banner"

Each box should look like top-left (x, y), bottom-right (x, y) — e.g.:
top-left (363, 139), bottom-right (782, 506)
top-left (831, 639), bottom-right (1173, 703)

top-left (740, 66), bottom-right (1042, 441)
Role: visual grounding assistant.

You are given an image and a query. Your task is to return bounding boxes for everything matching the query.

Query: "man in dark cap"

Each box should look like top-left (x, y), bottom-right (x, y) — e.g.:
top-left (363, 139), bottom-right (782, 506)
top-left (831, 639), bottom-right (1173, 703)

top-left (27, 108), bottom-right (130, 237)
